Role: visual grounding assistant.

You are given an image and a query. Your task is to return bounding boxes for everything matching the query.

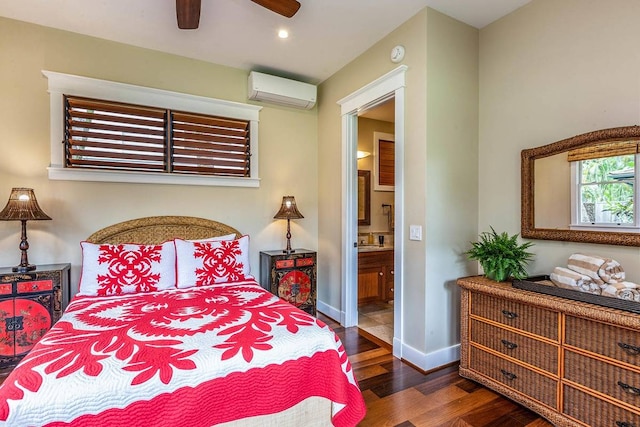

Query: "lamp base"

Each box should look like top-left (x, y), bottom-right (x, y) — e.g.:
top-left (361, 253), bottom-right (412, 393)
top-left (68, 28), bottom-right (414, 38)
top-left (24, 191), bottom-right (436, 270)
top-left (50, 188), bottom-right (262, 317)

top-left (13, 264), bottom-right (36, 273)
top-left (282, 249), bottom-right (297, 254)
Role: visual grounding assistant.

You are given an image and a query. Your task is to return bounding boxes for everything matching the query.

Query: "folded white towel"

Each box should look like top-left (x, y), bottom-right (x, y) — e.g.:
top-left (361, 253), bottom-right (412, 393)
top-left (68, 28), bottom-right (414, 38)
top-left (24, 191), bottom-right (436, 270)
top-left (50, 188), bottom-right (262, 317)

top-left (567, 253), bottom-right (625, 285)
top-left (601, 281), bottom-right (640, 301)
top-left (598, 258), bottom-right (625, 284)
top-left (550, 266), bottom-right (601, 295)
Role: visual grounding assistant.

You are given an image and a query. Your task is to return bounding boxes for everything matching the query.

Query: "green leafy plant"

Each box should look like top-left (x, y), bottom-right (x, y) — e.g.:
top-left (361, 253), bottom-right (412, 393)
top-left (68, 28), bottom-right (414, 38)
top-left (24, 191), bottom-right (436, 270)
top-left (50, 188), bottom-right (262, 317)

top-left (579, 155), bottom-right (635, 224)
top-left (604, 198), bottom-right (634, 223)
top-left (466, 227), bottom-right (534, 282)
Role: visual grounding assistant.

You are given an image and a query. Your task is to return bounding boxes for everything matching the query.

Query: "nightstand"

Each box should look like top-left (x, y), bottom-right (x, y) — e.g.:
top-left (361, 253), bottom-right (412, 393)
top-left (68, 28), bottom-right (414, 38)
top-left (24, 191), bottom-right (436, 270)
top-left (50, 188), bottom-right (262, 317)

top-left (260, 250), bottom-right (316, 316)
top-left (0, 263), bottom-right (71, 373)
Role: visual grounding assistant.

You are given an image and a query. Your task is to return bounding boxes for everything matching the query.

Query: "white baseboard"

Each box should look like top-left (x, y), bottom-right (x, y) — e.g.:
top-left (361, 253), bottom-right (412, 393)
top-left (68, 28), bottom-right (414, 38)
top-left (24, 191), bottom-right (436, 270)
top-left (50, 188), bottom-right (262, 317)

top-left (401, 342), bottom-right (460, 371)
top-left (316, 299), bottom-right (342, 323)
top-left (317, 299), bottom-right (460, 372)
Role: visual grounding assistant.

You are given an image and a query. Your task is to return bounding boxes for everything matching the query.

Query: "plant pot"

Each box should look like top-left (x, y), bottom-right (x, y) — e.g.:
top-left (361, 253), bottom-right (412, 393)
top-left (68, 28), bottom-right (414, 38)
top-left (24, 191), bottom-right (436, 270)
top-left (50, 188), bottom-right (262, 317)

top-left (482, 265), bottom-right (511, 282)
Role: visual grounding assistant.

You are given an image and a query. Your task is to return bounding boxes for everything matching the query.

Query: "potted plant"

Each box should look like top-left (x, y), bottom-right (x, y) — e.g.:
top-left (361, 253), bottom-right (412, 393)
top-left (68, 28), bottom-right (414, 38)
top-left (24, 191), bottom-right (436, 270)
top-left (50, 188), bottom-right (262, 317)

top-left (466, 227), bottom-right (534, 282)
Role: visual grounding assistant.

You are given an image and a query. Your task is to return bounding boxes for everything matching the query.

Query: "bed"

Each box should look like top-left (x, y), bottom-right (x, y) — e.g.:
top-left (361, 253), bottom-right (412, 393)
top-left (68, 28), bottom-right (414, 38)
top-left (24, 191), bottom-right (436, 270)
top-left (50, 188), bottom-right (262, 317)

top-left (0, 216), bottom-right (366, 426)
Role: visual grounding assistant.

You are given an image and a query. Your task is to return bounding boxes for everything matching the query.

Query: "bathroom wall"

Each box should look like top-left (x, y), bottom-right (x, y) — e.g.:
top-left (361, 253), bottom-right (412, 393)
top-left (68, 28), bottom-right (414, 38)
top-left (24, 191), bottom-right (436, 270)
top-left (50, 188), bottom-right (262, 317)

top-left (357, 117), bottom-right (395, 245)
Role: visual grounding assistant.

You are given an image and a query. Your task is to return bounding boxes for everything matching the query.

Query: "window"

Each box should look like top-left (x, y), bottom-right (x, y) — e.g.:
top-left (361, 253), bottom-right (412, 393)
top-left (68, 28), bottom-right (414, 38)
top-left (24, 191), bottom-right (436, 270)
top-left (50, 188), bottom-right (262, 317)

top-left (65, 97), bottom-right (167, 173)
top-left (65, 97), bottom-right (250, 177)
top-left (45, 70), bottom-right (261, 187)
top-left (373, 131), bottom-right (395, 191)
top-left (570, 141), bottom-right (639, 231)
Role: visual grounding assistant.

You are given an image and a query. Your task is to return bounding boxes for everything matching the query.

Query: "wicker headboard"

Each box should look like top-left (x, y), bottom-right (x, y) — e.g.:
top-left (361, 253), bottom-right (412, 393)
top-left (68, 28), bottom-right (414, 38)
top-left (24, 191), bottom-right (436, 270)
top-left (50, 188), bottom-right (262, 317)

top-left (85, 216), bottom-right (241, 244)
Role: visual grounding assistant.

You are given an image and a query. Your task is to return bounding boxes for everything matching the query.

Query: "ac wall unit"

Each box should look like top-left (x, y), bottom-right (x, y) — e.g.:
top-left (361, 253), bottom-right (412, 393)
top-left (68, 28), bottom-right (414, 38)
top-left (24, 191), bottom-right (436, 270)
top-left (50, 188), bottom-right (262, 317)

top-left (248, 71), bottom-right (317, 110)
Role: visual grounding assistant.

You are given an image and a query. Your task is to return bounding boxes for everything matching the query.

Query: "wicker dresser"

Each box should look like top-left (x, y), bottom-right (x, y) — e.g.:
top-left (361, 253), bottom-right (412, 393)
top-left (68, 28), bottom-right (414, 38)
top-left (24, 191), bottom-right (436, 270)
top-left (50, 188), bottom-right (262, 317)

top-left (458, 276), bottom-right (640, 427)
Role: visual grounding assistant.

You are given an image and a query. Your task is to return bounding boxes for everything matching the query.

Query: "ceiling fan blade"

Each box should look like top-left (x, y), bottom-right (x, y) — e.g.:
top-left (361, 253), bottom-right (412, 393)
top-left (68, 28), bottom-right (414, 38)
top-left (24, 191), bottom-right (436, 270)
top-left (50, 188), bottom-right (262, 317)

top-left (176, 0), bottom-right (201, 29)
top-left (251, 0), bottom-right (301, 18)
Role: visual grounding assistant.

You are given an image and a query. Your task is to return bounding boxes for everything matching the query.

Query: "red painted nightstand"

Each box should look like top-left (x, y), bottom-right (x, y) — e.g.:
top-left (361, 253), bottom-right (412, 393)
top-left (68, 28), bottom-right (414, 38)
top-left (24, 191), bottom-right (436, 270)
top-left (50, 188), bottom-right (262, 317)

top-left (0, 263), bottom-right (70, 373)
top-left (259, 250), bottom-right (316, 316)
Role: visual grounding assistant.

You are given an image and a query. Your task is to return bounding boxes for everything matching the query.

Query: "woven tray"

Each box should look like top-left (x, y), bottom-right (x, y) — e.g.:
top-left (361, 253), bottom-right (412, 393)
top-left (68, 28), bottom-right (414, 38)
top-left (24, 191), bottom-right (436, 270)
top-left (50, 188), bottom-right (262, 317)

top-left (512, 275), bottom-right (640, 314)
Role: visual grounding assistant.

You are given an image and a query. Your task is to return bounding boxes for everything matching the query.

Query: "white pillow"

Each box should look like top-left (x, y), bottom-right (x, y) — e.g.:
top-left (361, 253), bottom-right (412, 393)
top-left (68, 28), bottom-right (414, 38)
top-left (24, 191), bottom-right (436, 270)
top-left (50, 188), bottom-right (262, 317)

top-left (175, 235), bottom-right (252, 288)
top-left (78, 241), bottom-right (176, 296)
top-left (188, 233), bottom-right (237, 243)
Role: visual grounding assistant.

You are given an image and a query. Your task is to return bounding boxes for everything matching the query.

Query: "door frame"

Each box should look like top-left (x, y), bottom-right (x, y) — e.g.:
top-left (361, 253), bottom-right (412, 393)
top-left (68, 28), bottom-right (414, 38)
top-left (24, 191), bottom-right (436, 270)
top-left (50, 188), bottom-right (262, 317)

top-left (337, 65), bottom-right (406, 358)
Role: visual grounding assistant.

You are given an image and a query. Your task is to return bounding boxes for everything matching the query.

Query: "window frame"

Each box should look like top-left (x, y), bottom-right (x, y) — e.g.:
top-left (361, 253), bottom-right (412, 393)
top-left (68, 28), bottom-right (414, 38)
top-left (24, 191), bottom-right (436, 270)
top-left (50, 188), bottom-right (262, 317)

top-left (373, 131), bottom-right (395, 191)
top-left (44, 70), bottom-right (262, 187)
top-left (570, 153), bottom-right (639, 233)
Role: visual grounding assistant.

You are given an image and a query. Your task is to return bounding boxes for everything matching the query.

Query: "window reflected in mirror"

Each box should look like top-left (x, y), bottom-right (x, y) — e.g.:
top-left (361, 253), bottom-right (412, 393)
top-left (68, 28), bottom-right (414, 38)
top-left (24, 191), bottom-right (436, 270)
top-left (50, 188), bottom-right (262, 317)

top-left (533, 144), bottom-right (638, 232)
top-left (522, 125), bottom-right (640, 246)
top-left (575, 154), bottom-right (635, 227)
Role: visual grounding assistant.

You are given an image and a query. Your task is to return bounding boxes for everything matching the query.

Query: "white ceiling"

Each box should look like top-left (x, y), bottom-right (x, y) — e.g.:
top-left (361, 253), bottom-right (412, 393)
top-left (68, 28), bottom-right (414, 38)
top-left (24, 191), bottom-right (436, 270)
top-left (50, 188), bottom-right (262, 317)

top-left (0, 0), bottom-right (531, 84)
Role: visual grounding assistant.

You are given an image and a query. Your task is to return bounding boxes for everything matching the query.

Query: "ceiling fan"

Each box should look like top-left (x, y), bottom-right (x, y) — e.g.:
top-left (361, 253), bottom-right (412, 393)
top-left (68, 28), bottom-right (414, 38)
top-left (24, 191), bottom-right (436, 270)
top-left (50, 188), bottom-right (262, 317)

top-left (176, 0), bottom-right (301, 29)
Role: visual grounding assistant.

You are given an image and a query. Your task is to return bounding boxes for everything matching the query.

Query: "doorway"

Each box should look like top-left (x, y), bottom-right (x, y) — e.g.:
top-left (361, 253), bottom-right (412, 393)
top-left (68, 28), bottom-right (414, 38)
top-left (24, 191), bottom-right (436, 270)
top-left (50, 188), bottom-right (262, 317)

top-left (338, 65), bottom-right (406, 359)
top-left (356, 99), bottom-right (395, 345)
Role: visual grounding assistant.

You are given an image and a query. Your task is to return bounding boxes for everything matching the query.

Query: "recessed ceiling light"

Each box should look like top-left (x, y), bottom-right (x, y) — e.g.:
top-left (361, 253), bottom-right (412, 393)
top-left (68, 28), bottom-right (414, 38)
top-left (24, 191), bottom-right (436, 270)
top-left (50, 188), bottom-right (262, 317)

top-left (278, 29), bottom-right (289, 39)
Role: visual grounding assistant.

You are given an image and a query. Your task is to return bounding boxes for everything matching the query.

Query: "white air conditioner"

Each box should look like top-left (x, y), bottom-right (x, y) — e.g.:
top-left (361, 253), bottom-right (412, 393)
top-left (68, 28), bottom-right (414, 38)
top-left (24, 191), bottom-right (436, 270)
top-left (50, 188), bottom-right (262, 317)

top-left (248, 71), bottom-right (317, 110)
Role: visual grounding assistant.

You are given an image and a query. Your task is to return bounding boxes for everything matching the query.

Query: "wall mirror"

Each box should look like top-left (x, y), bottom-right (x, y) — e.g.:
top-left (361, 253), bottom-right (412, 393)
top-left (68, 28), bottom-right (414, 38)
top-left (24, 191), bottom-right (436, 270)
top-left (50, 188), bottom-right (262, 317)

top-left (358, 170), bottom-right (371, 226)
top-left (522, 125), bottom-right (640, 246)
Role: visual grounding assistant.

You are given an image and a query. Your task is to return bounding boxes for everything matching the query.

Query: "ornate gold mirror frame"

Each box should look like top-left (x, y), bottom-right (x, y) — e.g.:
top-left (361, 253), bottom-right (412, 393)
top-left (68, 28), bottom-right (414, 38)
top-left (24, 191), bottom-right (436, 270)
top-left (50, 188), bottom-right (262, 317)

top-left (521, 125), bottom-right (640, 246)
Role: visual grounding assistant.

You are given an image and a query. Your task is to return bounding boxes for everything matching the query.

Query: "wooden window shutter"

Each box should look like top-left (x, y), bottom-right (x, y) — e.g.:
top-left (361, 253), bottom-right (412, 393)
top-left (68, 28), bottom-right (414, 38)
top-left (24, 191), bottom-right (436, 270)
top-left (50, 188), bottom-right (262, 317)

top-left (378, 139), bottom-right (395, 187)
top-left (171, 112), bottom-right (250, 177)
top-left (567, 140), bottom-right (640, 162)
top-left (64, 96), bottom-right (167, 172)
top-left (64, 96), bottom-right (252, 179)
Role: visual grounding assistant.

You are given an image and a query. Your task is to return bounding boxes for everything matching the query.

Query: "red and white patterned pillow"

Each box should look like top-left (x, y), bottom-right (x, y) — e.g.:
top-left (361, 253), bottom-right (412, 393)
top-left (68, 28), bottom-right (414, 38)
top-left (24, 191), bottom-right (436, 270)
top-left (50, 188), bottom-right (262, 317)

top-left (78, 241), bottom-right (176, 296)
top-left (175, 235), bottom-right (252, 288)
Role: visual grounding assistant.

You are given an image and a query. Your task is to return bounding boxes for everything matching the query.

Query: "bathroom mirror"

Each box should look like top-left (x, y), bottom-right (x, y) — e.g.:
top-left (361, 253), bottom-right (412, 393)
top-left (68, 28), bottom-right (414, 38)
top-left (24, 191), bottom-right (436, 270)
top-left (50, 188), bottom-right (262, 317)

top-left (521, 125), bottom-right (640, 246)
top-left (358, 170), bottom-right (371, 226)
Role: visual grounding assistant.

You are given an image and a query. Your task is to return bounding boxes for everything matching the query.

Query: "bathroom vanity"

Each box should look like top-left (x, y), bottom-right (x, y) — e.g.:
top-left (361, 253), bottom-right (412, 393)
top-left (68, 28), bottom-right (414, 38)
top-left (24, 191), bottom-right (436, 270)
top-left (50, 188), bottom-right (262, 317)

top-left (358, 247), bottom-right (394, 304)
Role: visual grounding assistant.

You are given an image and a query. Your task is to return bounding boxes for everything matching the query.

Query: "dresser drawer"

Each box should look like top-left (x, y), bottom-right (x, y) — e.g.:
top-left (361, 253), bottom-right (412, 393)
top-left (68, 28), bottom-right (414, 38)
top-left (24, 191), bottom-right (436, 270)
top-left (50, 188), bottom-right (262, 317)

top-left (469, 346), bottom-right (558, 408)
top-left (471, 318), bottom-right (558, 374)
top-left (563, 384), bottom-right (640, 427)
top-left (566, 316), bottom-right (640, 366)
top-left (564, 350), bottom-right (640, 409)
top-left (274, 259), bottom-right (295, 269)
top-left (471, 292), bottom-right (559, 340)
top-left (17, 279), bottom-right (53, 294)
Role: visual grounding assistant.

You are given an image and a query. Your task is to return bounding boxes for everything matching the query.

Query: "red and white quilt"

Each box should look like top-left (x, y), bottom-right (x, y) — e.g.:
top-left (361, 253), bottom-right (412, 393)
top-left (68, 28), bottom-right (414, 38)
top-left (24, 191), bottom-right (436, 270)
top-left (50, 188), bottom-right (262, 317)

top-left (0, 280), bottom-right (366, 426)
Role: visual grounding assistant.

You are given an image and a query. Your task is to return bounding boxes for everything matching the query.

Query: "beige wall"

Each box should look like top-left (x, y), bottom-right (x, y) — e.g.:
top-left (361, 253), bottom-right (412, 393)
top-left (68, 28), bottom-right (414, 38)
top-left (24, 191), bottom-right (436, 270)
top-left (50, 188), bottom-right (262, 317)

top-left (0, 17), bottom-right (318, 295)
top-left (424, 10), bottom-right (479, 354)
top-left (479, 0), bottom-right (640, 280)
top-left (318, 8), bottom-right (478, 368)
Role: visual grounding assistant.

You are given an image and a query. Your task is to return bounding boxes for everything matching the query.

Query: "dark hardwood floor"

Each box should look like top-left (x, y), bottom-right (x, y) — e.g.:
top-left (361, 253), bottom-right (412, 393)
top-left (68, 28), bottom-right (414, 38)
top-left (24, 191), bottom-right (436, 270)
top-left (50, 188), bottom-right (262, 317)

top-left (319, 313), bottom-right (553, 427)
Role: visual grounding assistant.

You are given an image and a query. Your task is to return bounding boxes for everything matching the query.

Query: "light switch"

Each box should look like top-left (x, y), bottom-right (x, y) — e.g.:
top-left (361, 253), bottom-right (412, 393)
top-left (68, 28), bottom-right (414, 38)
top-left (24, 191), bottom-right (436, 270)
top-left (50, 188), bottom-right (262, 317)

top-left (409, 225), bottom-right (422, 241)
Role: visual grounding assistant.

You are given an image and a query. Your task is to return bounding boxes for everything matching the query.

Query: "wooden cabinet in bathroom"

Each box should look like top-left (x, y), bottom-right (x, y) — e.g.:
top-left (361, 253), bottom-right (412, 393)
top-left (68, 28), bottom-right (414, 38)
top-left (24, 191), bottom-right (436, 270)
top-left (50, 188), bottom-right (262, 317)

top-left (358, 250), bottom-right (394, 305)
top-left (384, 261), bottom-right (394, 301)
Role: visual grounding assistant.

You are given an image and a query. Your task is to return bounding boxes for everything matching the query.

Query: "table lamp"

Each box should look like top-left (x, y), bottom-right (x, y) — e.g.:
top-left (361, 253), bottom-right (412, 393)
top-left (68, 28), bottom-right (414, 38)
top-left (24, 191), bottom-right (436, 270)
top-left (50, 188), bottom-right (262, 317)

top-left (273, 196), bottom-right (303, 254)
top-left (0, 188), bottom-right (52, 272)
